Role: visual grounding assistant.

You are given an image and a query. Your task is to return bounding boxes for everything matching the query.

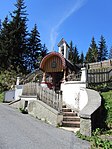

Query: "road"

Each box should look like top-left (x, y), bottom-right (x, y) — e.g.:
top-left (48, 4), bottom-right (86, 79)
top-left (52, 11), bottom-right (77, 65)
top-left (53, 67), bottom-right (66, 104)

top-left (0, 104), bottom-right (90, 149)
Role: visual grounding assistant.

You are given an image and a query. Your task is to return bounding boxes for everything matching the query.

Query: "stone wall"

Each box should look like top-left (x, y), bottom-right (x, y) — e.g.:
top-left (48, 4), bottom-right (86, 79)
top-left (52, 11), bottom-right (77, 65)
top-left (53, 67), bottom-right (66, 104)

top-left (79, 89), bottom-right (101, 136)
top-left (28, 100), bottom-right (63, 126)
top-left (10, 97), bottom-right (63, 127)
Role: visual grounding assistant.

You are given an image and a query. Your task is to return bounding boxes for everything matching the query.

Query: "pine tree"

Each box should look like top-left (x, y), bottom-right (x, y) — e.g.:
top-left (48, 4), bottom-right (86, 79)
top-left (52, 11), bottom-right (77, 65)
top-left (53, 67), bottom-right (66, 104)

top-left (73, 46), bottom-right (80, 65)
top-left (85, 48), bottom-right (92, 63)
top-left (85, 37), bottom-right (98, 63)
top-left (0, 17), bottom-right (11, 70)
top-left (98, 35), bottom-right (108, 61)
top-left (27, 24), bottom-right (41, 71)
top-left (68, 41), bottom-right (80, 65)
top-left (8, 0), bottom-right (28, 73)
top-left (41, 44), bottom-right (48, 59)
top-left (109, 46), bottom-right (112, 59)
top-left (68, 41), bottom-right (74, 64)
top-left (79, 52), bottom-right (84, 64)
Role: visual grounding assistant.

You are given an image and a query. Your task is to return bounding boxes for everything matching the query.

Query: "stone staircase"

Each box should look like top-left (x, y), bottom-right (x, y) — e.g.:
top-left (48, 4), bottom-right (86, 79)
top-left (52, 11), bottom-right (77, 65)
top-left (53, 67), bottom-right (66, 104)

top-left (62, 105), bottom-right (80, 128)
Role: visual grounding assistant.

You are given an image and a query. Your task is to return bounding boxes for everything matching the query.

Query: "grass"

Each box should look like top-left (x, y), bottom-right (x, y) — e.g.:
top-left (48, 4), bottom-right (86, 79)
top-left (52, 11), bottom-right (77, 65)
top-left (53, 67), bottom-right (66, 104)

top-left (101, 90), bottom-right (112, 129)
top-left (0, 92), bottom-right (4, 103)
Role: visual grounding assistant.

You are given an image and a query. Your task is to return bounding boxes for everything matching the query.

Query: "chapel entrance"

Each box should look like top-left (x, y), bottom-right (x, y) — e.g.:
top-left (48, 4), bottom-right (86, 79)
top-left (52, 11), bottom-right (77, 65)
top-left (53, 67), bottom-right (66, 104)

top-left (39, 38), bottom-right (79, 91)
top-left (40, 52), bottom-right (66, 91)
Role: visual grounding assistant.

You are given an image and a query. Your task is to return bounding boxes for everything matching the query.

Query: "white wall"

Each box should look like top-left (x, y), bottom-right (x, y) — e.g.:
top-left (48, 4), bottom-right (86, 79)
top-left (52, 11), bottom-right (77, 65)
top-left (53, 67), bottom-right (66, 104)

top-left (4, 90), bottom-right (15, 102)
top-left (79, 88), bottom-right (88, 111)
top-left (15, 85), bottom-right (23, 100)
top-left (61, 81), bottom-right (87, 111)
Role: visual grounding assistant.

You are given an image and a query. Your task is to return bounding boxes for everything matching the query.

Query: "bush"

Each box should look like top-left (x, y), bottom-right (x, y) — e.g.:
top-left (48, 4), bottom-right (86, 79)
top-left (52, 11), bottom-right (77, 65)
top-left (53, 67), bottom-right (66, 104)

top-left (101, 90), bottom-right (112, 129)
top-left (76, 129), bottom-right (112, 149)
top-left (0, 68), bottom-right (17, 92)
top-left (0, 92), bottom-right (4, 102)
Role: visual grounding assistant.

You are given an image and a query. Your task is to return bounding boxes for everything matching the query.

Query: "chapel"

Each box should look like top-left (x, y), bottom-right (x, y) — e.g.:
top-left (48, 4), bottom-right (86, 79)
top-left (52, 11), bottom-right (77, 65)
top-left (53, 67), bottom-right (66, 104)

top-left (40, 38), bottom-right (80, 90)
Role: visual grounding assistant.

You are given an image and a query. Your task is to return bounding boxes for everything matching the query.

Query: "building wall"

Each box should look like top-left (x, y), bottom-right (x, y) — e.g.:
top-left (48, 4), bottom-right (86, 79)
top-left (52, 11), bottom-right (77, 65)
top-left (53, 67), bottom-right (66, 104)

top-left (60, 67), bottom-right (88, 112)
top-left (61, 81), bottom-right (88, 112)
top-left (15, 85), bottom-right (23, 100)
top-left (4, 90), bottom-right (15, 102)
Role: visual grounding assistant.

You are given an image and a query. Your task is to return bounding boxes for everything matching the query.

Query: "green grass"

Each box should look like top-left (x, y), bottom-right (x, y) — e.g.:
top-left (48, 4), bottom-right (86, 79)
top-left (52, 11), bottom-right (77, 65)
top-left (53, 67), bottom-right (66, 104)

top-left (0, 92), bottom-right (4, 103)
top-left (101, 90), bottom-right (112, 129)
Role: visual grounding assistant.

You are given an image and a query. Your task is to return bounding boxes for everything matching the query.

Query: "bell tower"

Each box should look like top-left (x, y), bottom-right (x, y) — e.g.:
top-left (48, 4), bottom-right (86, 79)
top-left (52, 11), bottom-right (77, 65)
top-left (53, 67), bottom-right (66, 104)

top-left (58, 38), bottom-right (69, 59)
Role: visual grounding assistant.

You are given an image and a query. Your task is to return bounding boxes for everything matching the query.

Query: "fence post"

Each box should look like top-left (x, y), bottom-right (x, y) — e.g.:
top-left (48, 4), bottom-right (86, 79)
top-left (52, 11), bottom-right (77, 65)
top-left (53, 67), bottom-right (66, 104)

top-left (58, 91), bottom-right (63, 113)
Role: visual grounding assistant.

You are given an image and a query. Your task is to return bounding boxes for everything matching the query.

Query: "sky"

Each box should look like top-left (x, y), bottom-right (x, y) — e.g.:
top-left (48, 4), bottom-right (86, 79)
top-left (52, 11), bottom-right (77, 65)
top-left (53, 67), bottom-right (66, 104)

top-left (0, 0), bottom-right (112, 55)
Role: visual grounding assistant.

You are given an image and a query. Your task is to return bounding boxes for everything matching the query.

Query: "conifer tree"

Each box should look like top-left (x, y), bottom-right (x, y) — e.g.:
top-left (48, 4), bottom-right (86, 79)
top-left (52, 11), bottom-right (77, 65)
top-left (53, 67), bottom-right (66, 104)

top-left (85, 48), bottom-right (92, 63)
top-left (85, 37), bottom-right (98, 63)
top-left (0, 17), bottom-right (11, 70)
top-left (8, 0), bottom-right (28, 73)
top-left (109, 46), bottom-right (112, 59)
top-left (41, 44), bottom-right (48, 59)
top-left (27, 24), bottom-right (41, 71)
top-left (68, 41), bottom-right (80, 65)
top-left (73, 46), bottom-right (80, 65)
top-left (68, 41), bottom-right (74, 64)
top-left (79, 52), bottom-right (84, 64)
top-left (98, 35), bottom-right (108, 61)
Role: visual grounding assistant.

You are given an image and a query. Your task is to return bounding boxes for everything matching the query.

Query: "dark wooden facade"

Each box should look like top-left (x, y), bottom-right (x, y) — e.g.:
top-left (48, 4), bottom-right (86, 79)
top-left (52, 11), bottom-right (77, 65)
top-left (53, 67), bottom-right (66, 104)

top-left (40, 52), bottom-right (79, 90)
top-left (40, 52), bottom-right (66, 73)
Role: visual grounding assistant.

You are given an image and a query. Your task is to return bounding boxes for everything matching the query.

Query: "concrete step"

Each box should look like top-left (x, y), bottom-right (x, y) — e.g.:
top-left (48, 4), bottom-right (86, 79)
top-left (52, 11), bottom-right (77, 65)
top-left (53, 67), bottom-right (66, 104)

top-left (62, 121), bottom-right (80, 128)
top-left (63, 112), bottom-right (77, 116)
top-left (63, 116), bottom-right (80, 121)
top-left (62, 105), bottom-right (66, 108)
top-left (62, 108), bottom-right (72, 112)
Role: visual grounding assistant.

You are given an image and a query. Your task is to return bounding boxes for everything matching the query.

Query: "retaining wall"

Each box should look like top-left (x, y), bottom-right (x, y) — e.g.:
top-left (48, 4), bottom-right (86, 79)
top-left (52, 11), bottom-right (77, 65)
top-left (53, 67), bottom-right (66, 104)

top-left (79, 89), bottom-right (101, 136)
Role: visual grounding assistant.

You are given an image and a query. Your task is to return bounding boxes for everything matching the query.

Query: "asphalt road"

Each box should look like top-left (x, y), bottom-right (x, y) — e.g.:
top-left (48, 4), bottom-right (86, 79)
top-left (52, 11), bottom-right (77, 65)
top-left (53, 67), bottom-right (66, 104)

top-left (0, 104), bottom-right (90, 149)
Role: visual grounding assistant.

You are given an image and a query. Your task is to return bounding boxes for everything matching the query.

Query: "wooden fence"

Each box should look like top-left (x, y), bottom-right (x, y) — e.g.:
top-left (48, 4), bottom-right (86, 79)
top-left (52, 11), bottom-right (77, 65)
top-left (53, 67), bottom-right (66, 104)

top-left (87, 68), bottom-right (112, 85)
top-left (22, 82), bottom-right (63, 112)
top-left (37, 84), bottom-right (63, 112)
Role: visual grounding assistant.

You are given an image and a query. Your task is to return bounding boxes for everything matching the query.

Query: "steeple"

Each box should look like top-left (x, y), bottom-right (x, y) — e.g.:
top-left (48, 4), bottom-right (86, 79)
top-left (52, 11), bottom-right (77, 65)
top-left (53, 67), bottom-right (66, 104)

top-left (58, 38), bottom-right (69, 59)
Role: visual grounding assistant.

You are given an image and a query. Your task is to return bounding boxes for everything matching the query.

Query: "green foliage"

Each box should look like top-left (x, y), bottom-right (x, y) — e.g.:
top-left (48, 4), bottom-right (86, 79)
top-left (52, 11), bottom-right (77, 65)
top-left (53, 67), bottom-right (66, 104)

top-left (76, 131), bottom-right (91, 141)
top-left (27, 24), bottom-right (41, 71)
top-left (19, 107), bottom-right (28, 114)
top-left (98, 35), bottom-right (108, 61)
top-left (41, 44), bottom-right (48, 59)
top-left (68, 41), bottom-right (74, 64)
top-left (76, 129), bottom-right (112, 149)
top-left (79, 52), bottom-right (85, 64)
top-left (85, 37), bottom-right (98, 63)
top-left (91, 129), bottom-right (112, 149)
top-left (101, 90), bottom-right (112, 128)
top-left (0, 66), bottom-right (19, 92)
top-left (0, 92), bottom-right (4, 102)
top-left (109, 46), bottom-right (112, 59)
top-left (89, 87), bottom-right (112, 129)
top-left (68, 41), bottom-right (80, 64)
top-left (0, 0), bottom-right (43, 73)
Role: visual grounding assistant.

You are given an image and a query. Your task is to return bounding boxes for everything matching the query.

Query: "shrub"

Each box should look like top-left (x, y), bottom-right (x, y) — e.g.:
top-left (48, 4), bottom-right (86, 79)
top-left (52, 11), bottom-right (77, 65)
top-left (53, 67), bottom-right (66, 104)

top-left (0, 92), bottom-right (4, 102)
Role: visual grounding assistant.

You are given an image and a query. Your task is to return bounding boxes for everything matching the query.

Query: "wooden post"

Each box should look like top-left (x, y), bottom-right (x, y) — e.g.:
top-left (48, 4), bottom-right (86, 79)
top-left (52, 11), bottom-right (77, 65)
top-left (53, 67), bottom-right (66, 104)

top-left (42, 72), bottom-right (46, 82)
top-left (62, 69), bottom-right (66, 82)
top-left (58, 91), bottom-right (63, 113)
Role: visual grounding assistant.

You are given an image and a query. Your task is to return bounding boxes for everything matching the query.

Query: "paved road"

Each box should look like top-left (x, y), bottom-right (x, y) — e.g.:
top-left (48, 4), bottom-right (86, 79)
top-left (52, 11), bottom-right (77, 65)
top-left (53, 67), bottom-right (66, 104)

top-left (0, 104), bottom-right (90, 149)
